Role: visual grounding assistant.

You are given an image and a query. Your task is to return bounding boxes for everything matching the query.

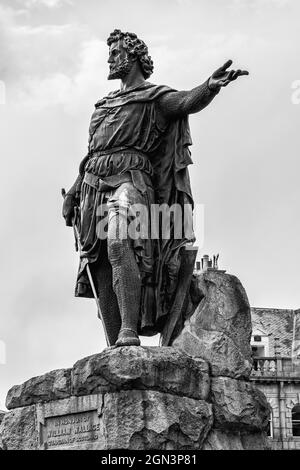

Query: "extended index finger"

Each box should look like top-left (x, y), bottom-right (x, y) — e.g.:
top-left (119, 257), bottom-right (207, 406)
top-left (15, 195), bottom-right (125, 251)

top-left (219, 59), bottom-right (233, 72)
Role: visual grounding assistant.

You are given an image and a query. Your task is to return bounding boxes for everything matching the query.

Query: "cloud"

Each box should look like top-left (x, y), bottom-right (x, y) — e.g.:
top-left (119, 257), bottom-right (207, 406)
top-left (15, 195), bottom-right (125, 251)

top-left (231, 0), bottom-right (291, 8)
top-left (22, 0), bottom-right (72, 8)
top-left (1, 17), bottom-right (86, 78)
top-left (175, 0), bottom-right (193, 5)
top-left (151, 30), bottom-right (271, 90)
top-left (0, 6), bottom-right (84, 79)
top-left (0, 4), bottom-right (110, 112)
top-left (14, 39), bottom-right (109, 112)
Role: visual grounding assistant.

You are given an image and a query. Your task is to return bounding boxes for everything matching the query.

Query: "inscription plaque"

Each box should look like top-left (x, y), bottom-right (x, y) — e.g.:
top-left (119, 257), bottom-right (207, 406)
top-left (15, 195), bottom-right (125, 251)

top-left (42, 410), bottom-right (101, 449)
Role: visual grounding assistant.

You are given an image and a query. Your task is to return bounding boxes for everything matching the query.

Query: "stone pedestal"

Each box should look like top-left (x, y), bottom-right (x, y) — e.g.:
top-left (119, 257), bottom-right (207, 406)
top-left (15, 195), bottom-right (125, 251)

top-left (0, 347), bottom-right (269, 450)
top-left (0, 272), bottom-right (270, 450)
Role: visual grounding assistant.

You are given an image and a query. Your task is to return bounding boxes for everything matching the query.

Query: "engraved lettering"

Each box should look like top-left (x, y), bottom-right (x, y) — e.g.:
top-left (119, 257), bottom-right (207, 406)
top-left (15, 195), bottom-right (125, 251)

top-left (42, 411), bottom-right (100, 449)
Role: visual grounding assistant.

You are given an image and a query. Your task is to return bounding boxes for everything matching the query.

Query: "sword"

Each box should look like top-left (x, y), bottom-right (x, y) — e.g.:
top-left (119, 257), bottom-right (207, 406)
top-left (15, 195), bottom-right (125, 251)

top-left (61, 188), bottom-right (111, 347)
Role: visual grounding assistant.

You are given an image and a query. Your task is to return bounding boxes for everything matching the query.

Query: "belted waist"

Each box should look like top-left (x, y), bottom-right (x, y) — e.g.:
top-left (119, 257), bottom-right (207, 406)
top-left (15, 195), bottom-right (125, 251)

top-left (83, 168), bottom-right (154, 194)
top-left (84, 147), bottom-right (154, 178)
top-left (89, 147), bottom-right (148, 159)
top-left (83, 172), bottom-right (132, 192)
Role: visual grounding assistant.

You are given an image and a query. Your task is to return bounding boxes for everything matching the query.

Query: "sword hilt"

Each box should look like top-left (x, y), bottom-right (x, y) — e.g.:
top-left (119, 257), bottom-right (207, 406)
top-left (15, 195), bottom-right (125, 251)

top-left (61, 187), bottom-right (78, 251)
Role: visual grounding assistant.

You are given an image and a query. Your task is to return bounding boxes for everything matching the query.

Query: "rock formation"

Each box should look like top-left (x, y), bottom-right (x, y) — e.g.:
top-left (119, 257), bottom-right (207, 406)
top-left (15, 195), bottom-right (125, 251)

top-left (0, 411), bottom-right (6, 426)
top-left (171, 269), bottom-right (270, 448)
top-left (172, 270), bottom-right (253, 379)
top-left (0, 271), bottom-right (270, 450)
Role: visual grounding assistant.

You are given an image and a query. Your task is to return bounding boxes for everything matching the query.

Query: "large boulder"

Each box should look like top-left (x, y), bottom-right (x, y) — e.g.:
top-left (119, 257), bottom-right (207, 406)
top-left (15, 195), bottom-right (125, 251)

top-left (202, 429), bottom-right (270, 450)
top-left (0, 411), bottom-right (6, 449)
top-left (202, 429), bottom-right (244, 450)
top-left (0, 405), bottom-right (37, 450)
top-left (0, 411), bottom-right (6, 426)
top-left (210, 376), bottom-right (270, 432)
top-left (6, 368), bottom-right (71, 410)
top-left (173, 270), bottom-right (253, 379)
top-left (103, 390), bottom-right (213, 450)
top-left (72, 346), bottom-right (210, 401)
top-left (5, 347), bottom-right (210, 411)
top-left (240, 431), bottom-right (271, 450)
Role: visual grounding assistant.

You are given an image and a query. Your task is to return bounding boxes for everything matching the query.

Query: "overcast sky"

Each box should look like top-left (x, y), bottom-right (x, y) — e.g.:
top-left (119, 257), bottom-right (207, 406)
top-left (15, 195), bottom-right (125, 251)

top-left (0, 0), bottom-right (300, 410)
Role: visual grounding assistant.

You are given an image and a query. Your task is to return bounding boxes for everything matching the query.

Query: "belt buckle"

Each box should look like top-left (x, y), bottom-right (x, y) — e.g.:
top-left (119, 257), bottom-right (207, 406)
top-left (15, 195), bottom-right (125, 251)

top-left (97, 178), bottom-right (104, 191)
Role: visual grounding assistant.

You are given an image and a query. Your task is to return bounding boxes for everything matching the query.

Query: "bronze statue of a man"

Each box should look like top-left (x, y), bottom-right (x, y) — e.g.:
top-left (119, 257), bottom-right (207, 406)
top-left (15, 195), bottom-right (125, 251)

top-left (62, 29), bottom-right (248, 347)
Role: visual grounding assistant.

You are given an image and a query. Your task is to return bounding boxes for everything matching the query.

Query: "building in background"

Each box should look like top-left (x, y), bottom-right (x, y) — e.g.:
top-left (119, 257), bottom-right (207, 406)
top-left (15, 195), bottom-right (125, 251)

top-left (251, 308), bottom-right (300, 450)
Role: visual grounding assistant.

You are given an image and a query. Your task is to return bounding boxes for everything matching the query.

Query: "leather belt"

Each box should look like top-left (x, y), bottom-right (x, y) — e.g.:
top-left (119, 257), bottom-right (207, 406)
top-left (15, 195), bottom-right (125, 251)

top-left (83, 172), bottom-right (132, 192)
top-left (86, 147), bottom-right (153, 177)
top-left (89, 147), bottom-right (148, 159)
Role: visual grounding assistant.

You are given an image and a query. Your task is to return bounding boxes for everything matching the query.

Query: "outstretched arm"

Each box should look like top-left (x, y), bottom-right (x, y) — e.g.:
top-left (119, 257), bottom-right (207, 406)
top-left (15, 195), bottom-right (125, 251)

top-left (158, 60), bottom-right (249, 119)
top-left (158, 79), bottom-right (219, 119)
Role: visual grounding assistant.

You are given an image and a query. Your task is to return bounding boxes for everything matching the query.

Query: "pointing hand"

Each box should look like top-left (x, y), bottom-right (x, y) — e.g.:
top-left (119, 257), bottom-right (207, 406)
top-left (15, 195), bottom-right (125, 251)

top-left (208, 60), bottom-right (249, 91)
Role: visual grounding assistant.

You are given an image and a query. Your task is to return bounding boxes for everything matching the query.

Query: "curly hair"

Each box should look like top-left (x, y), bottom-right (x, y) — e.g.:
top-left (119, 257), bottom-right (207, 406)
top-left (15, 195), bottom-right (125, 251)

top-left (107, 29), bottom-right (154, 79)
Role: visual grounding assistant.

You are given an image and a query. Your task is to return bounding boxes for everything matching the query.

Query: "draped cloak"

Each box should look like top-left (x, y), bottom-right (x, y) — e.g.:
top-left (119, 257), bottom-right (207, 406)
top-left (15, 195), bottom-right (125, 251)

top-left (75, 81), bottom-right (195, 336)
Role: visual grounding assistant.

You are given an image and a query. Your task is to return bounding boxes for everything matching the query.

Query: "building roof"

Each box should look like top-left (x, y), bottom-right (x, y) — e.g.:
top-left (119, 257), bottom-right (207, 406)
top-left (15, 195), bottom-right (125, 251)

top-left (251, 308), bottom-right (295, 356)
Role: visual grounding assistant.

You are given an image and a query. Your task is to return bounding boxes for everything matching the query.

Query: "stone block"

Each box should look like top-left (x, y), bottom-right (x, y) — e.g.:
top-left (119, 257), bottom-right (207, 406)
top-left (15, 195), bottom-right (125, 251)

top-left (240, 431), bottom-right (271, 450)
top-left (36, 394), bottom-right (106, 450)
top-left (72, 346), bottom-right (210, 401)
top-left (210, 376), bottom-right (270, 432)
top-left (173, 271), bottom-right (253, 379)
top-left (103, 390), bottom-right (213, 450)
top-left (174, 329), bottom-right (252, 379)
top-left (202, 429), bottom-right (270, 450)
top-left (202, 429), bottom-right (244, 450)
top-left (0, 411), bottom-right (6, 426)
top-left (0, 405), bottom-right (37, 450)
top-left (6, 368), bottom-right (71, 410)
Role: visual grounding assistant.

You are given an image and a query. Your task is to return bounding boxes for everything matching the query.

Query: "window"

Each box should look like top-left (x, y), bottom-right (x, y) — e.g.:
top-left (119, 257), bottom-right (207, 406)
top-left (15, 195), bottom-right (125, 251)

top-left (292, 405), bottom-right (300, 437)
top-left (251, 345), bottom-right (265, 358)
top-left (267, 409), bottom-right (273, 438)
top-left (251, 331), bottom-right (269, 356)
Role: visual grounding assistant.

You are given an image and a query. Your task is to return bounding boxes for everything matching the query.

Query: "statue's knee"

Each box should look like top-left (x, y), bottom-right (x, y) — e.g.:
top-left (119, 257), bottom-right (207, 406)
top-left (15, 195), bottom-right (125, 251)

top-left (108, 239), bottom-right (127, 263)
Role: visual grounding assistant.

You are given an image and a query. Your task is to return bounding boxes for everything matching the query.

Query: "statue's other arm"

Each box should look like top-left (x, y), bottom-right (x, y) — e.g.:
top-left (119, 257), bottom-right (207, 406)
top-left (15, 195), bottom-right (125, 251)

top-left (62, 154), bottom-right (89, 226)
top-left (158, 79), bottom-right (219, 119)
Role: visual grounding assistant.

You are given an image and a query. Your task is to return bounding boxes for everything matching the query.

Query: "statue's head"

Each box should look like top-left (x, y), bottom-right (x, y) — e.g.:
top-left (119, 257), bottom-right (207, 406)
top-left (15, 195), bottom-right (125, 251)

top-left (107, 29), bottom-right (154, 80)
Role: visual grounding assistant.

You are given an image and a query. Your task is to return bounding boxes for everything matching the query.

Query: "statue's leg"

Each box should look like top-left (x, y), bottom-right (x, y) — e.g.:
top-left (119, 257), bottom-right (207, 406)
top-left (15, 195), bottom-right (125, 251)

top-left (107, 184), bottom-right (142, 347)
top-left (89, 248), bottom-right (122, 346)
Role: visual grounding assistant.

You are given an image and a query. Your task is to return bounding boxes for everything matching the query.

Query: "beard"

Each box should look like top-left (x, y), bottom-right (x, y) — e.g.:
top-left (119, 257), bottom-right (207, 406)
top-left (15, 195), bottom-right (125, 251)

top-left (108, 57), bottom-right (133, 80)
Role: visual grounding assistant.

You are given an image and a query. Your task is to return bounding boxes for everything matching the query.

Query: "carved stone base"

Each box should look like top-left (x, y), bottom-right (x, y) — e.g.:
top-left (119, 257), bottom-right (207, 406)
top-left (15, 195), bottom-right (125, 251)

top-left (0, 272), bottom-right (271, 450)
top-left (0, 346), bottom-right (269, 450)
